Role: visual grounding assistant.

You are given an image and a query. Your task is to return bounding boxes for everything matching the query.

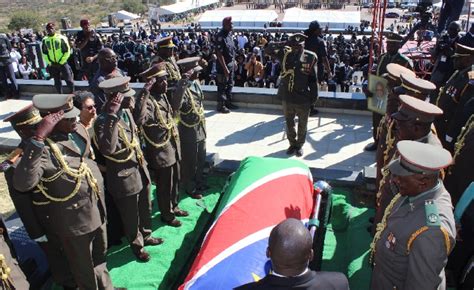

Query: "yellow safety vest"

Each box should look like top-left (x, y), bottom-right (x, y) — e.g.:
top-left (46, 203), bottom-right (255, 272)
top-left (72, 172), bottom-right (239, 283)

top-left (41, 33), bottom-right (71, 65)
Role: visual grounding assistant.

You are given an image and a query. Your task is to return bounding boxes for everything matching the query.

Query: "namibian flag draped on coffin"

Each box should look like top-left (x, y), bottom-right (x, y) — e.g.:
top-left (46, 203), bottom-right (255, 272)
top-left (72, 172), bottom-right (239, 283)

top-left (179, 156), bottom-right (317, 290)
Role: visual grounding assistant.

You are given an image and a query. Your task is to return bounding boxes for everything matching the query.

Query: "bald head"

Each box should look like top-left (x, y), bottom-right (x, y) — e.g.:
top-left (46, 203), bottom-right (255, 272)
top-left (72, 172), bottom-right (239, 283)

top-left (267, 218), bottom-right (313, 276)
top-left (98, 48), bottom-right (117, 73)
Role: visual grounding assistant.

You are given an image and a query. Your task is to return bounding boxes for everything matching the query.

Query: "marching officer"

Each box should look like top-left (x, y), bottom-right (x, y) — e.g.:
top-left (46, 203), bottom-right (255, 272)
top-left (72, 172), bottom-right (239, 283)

top-left (370, 141), bottom-right (456, 290)
top-left (95, 77), bottom-right (163, 262)
top-left (435, 43), bottom-right (474, 150)
top-left (41, 22), bottom-right (74, 94)
top-left (13, 94), bottom-right (112, 289)
top-left (134, 63), bottom-right (190, 228)
top-left (265, 33), bottom-right (318, 157)
top-left (176, 57), bottom-right (208, 199)
top-left (3, 104), bottom-right (77, 289)
top-left (365, 33), bottom-right (413, 152)
top-left (373, 94), bottom-right (443, 232)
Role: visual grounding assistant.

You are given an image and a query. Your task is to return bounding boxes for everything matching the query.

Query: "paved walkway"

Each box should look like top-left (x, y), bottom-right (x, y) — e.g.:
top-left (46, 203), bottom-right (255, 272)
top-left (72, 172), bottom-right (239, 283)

top-left (0, 99), bottom-right (375, 172)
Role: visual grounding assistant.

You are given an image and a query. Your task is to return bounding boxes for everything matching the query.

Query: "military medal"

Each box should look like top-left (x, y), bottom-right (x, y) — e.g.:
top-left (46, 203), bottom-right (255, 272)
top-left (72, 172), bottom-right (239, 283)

top-left (385, 232), bottom-right (396, 250)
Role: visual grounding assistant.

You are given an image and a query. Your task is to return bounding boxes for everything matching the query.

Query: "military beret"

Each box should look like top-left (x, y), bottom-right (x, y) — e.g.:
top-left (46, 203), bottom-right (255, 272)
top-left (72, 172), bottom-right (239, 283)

top-left (156, 36), bottom-right (175, 49)
top-left (386, 63), bottom-right (416, 81)
top-left (391, 94), bottom-right (443, 123)
top-left (452, 43), bottom-right (474, 58)
top-left (3, 104), bottom-right (41, 127)
top-left (223, 16), bottom-right (232, 25)
top-left (176, 56), bottom-right (203, 73)
top-left (288, 33), bottom-right (307, 46)
top-left (32, 94), bottom-right (80, 119)
top-left (388, 140), bottom-right (452, 176)
top-left (139, 62), bottom-right (168, 80)
top-left (98, 76), bottom-right (136, 97)
top-left (46, 22), bottom-right (55, 30)
top-left (386, 32), bottom-right (404, 43)
top-left (308, 20), bottom-right (321, 30)
top-left (400, 73), bottom-right (436, 98)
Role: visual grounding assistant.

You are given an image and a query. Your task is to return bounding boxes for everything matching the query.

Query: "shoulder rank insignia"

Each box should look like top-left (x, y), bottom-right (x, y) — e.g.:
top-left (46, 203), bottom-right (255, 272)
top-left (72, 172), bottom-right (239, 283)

top-left (424, 199), bottom-right (440, 226)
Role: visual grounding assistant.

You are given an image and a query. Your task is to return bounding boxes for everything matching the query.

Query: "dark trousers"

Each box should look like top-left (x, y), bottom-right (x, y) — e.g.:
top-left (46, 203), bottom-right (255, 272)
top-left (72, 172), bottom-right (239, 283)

top-left (216, 73), bottom-right (234, 106)
top-left (0, 64), bottom-right (18, 97)
top-left (43, 233), bottom-right (76, 288)
top-left (60, 224), bottom-right (113, 290)
top-left (49, 63), bottom-right (74, 94)
top-left (180, 140), bottom-right (206, 193)
top-left (82, 60), bottom-right (99, 82)
top-left (114, 171), bottom-right (152, 254)
top-left (155, 163), bottom-right (180, 222)
top-left (372, 112), bottom-right (383, 143)
top-left (282, 101), bottom-right (311, 148)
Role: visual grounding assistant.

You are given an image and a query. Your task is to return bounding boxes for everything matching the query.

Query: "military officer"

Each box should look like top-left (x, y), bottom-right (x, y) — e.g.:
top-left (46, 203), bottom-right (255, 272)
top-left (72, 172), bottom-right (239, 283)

top-left (13, 94), bottom-right (112, 289)
top-left (0, 218), bottom-right (29, 290)
top-left (373, 94), bottom-right (443, 232)
top-left (265, 33), bottom-right (318, 157)
top-left (150, 37), bottom-right (181, 94)
top-left (134, 63), bottom-right (190, 228)
top-left (435, 43), bottom-right (474, 149)
top-left (3, 104), bottom-right (77, 289)
top-left (370, 140), bottom-right (456, 290)
top-left (176, 57), bottom-right (208, 199)
top-left (95, 77), bottom-right (163, 262)
top-left (214, 16), bottom-right (238, 113)
top-left (365, 33), bottom-right (413, 152)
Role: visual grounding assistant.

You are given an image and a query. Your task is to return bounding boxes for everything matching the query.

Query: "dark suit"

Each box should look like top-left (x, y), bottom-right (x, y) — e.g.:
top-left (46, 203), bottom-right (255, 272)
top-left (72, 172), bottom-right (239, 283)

top-left (95, 108), bottom-right (153, 254)
top-left (13, 125), bottom-right (112, 290)
top-left (265, 61), bottom-right (281, 88)
top-left (134, 84), bottom-right (185, 222)
top-left (178, 80), bottom-right (207, 194)
top-left (235, 270), bottom-right (349, 290)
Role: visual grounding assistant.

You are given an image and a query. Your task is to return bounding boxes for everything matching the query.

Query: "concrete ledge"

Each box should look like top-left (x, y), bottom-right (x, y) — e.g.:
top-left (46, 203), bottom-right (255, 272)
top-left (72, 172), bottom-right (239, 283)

top-left (17, 80), bottom-right (368, 111)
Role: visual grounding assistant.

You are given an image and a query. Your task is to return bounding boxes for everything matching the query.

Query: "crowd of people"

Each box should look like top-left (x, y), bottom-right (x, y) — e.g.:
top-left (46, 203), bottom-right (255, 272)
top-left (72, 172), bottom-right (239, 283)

top-left (0, 8), bottom-right (473, 290)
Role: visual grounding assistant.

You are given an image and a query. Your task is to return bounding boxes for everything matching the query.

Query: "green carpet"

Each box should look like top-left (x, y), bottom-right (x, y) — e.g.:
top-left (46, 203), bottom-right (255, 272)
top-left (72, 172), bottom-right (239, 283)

top-left (321, 189), bottom-right (374, 290)
top-left (106, 175), bottom-right (227, 290)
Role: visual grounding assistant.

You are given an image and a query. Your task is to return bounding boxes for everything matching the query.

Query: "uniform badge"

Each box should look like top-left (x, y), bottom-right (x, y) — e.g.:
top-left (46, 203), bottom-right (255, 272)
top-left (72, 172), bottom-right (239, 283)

top-left (385, 232), bottom-right (396, 250)
top-left (428, 213), bottom-right (438, 223)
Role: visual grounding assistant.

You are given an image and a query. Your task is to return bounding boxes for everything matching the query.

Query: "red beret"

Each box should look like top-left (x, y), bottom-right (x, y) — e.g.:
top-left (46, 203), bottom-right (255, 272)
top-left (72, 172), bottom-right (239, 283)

top-left (46, 22), bottom-right (55, 30)
top-left (80, 19), bottom-right (90, 27)
top-left (223, 17), bottom-right (232, 24)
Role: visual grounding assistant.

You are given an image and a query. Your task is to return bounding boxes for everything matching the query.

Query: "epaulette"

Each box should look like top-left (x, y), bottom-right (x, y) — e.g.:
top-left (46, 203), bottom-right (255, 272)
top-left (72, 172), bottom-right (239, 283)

top-left (424, 199), bottom-right (440, 227)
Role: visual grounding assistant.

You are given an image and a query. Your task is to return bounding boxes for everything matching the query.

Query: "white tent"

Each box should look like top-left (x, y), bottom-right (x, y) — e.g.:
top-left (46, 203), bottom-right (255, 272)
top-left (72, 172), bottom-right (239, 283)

top-left (198, 10), bottom-right (278, 28)
top-left (155, 0), bottom-right (219, 16)
top-left (114, 10), bottom-right (140, 21)
top-left (282, 8), bottom-right (361, 29)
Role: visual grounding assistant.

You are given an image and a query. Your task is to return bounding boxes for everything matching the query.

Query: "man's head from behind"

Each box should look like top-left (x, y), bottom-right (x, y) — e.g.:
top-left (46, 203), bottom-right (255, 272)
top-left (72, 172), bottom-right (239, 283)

top-left (267, 218), bottom-right (313, 277)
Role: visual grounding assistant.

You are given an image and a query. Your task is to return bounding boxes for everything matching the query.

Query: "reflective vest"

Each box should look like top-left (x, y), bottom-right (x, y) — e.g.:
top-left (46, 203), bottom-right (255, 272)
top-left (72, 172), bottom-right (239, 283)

top-left (41, 33), bottom-right (71, 65)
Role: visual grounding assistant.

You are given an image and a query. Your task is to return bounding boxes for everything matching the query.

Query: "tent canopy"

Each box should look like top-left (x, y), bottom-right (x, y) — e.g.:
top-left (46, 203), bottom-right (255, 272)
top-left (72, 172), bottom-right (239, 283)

top-left (114, 10), bottom-right (140, 21)
top-left (155, 0), bottom-right (218, 16)
top-left (282, 8), bottom-right (361, 29)
top-left (198, 10), bottom-right (278, 28)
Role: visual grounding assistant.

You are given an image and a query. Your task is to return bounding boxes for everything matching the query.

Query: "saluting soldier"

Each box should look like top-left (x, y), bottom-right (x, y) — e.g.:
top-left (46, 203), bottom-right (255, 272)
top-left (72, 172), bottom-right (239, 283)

top-left (435, 43), bottom-right (474, 149)
top-left (150, 37), bottom-right (182, 95)
top-left (370, 141), bottom-right (456, 290)
top-left (95, 77), bottom-right (163, 262)
top-left (134, 63), bottom-right (190, 228)
top-left (3, 105), bottom-right (77, 289)
top-left (365, 33), bottom-right (413, 152)
top-left (13, 94), bottom-right (112, 290)
top-left (265, 33), bottom-right (318, 157)
top-left (176, 57), bottom-right (208, 199)
top-left (373, 94), bottom-right (443, 233)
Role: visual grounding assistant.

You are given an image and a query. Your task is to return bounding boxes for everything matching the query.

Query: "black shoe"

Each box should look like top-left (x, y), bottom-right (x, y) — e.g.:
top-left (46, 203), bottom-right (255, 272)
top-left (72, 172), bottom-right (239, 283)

top-left (144, 237), bottom-right (164, 246)
top-left (226, 103), bottom-right (239, 110)
top-left (310, 108), bottom-right (319, 116)
top-left (187, 190), bottom-right (203, 199)
top-left (286, 146), bottom-right (296, 155)
top-left (364, 142), bottom-right (377, 151)
top-left (134, 249), bottom-right (151, 262)
top-left (217, 106), bottom-right (230, 113)
top-left (174, 208), bottom-right (189, 217)
top-left (295, 147), bottom-right (304, 157)
top-left (161, 218), bottom-right (182, 227)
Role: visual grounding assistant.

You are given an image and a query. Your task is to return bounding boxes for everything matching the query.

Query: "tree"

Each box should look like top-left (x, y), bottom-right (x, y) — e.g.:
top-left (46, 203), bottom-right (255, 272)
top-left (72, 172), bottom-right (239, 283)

top-left (8, 11), bottom-right (45, 32)
top-left (122, 0), bottom-right (147, 15)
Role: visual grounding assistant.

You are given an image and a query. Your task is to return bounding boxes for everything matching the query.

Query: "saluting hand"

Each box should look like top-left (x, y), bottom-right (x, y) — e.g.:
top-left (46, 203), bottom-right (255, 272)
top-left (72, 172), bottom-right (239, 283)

top-left (144, 78), bottom-right (156, 92)
top-left (34, 110), bottom-right (64, 142)
top-left (106, 92), bottom-right (124, 115)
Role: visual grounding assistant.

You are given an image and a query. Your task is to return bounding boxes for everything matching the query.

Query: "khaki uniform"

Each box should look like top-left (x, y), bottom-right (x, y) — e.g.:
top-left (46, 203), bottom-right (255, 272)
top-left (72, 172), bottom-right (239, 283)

top-left (94, 108), bottom-right (153, 255)
top-left (178, 80), bottom-right (207, 194)
top-left (371, 182), bottom-right (456, 290)
top-left (13, 125), bottom-right (112, 290)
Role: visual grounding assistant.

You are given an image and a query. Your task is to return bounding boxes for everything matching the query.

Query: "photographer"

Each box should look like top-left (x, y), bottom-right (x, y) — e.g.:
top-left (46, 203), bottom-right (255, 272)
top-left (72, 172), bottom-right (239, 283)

top-left (430, 21), bottom-right (461, 98)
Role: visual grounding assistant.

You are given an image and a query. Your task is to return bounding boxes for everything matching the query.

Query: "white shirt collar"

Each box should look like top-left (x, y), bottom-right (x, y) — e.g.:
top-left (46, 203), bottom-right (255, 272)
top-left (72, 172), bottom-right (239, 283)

top-left (272, 268), bottom-right (309, 278)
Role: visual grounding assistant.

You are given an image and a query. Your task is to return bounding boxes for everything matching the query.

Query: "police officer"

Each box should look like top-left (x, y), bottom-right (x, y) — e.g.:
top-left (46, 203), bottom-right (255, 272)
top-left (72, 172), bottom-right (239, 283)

top-left (13, 94), bottom-right (112, 289)
top-left (134, 63), bottom-right (189, 228)
top-left (214, 16), bottom-right (238, 113)
top-left (176, 57), bottom-right (208, 199)
top-left (365, 33), bottom-right (413, 152)
top-left (41, 22), bottom-right (74, 94)
top-left (95, 77), bottom-right (163, 262)
top-left (370, 141), bottom-right (456, 290)
top-left (265, 33), bottom-right (318, 157)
